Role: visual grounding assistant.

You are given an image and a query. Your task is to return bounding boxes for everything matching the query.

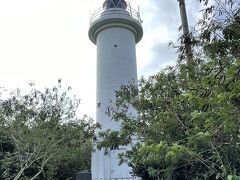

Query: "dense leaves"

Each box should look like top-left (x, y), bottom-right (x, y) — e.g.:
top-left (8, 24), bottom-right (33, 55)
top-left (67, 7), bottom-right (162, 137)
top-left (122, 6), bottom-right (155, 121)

top-left (0, 81), bottom-right (96, 179)
top-left (98, 1), bottom-right (240, 179)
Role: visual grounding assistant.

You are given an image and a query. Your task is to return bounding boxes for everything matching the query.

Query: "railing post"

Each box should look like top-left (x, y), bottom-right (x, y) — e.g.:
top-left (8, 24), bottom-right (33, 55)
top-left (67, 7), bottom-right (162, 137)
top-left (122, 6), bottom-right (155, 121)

top-left (130, 6), bottom-right (132, 18)
top-left (90, 4), bottom-right (142, 25)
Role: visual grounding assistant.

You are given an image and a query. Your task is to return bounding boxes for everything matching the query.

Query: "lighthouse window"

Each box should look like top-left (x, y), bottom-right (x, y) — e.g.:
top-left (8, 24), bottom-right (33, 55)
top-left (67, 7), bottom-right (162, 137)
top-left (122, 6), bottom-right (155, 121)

top-left (103, 0), bottom-right (127, 9)
top-left (114, 44), bottom-right (117, 47)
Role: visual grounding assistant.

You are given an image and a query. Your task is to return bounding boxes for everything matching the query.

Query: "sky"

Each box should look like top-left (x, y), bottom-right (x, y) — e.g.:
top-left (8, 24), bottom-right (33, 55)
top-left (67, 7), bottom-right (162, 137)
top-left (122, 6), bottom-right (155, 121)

top-left (0, 0), bottom-right (203, 118)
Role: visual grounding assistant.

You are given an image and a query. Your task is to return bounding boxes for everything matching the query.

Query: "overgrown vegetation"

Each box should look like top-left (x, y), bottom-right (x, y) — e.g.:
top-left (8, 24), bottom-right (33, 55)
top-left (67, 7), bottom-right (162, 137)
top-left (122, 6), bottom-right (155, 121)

top-left (0, 0), bottom-right (239, 179)
top-left (0, 81), bottom-right (96, 179)
top-left (97, 0), bottom-right (240, 179)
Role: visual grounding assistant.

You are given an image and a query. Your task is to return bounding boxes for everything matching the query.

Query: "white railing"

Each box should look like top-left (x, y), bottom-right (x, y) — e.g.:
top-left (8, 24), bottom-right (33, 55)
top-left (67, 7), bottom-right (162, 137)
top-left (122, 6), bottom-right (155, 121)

top-left (90, 1), bottom-right (142, 25)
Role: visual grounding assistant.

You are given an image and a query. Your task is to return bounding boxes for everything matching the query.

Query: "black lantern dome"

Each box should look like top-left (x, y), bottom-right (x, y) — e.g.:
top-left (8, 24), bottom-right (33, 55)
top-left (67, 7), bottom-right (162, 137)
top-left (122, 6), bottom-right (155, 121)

top-left (103, 0), bottom-right (127, 9)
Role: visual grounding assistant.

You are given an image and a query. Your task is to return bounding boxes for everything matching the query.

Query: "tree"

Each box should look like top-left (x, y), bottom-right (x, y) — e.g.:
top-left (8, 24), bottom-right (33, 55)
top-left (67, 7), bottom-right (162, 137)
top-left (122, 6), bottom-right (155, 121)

top-left (97, 1), bottom-right (240, 179)
top-left (0, 81), bottom-right (96, 179)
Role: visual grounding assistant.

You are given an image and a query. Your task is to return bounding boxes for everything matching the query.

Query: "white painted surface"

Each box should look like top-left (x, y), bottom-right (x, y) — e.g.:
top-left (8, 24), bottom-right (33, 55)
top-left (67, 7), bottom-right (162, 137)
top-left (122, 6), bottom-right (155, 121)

top-left (96, 27), bottom-right (137, 130)
top-left (89, 5), bottom-right (142, 180)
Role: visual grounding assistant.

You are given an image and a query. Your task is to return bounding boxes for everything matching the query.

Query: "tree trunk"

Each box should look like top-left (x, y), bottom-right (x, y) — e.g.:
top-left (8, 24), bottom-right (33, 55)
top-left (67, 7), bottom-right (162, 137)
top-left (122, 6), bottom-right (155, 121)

top-left (14, 168), bottom-right (25, 180)
top-left (178, 0), bottom-right (194, 76)
top-left (30, 167), bottom-right (44, 180)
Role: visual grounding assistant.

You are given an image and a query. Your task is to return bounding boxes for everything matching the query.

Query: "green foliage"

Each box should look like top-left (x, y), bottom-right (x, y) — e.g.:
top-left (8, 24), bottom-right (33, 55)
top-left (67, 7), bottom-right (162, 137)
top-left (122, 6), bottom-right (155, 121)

top-left (0, 81), bottom-right (96, 179)
top-left (98, 1), bottom-right (240, 179)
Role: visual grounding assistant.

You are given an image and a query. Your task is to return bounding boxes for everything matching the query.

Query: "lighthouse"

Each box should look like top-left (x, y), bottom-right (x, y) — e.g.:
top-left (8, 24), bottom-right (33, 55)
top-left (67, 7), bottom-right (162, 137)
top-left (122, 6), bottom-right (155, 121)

top-left (88, 0), bottom-right (143, 179)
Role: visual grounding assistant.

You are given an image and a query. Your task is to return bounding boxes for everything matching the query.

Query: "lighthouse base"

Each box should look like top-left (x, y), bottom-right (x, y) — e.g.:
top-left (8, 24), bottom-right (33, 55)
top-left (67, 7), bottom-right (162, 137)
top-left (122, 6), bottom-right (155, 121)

top-left (91, 148), bottom-right (140, 180)
top-left (76, 171), bottom-right (92, 180)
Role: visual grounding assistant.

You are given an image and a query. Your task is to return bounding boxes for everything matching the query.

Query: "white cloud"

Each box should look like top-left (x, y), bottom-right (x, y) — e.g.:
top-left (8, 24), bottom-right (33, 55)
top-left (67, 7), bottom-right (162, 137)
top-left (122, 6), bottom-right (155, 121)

top-left (0, 0), bottom-right (203, 118)
top-left (0, 0), bottom-right (98, 117)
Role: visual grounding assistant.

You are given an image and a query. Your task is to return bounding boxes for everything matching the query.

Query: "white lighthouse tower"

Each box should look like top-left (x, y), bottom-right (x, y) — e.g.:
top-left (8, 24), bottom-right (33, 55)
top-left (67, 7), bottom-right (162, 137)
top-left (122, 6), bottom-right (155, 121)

top-left (89, 0), bottom-right (143, 179)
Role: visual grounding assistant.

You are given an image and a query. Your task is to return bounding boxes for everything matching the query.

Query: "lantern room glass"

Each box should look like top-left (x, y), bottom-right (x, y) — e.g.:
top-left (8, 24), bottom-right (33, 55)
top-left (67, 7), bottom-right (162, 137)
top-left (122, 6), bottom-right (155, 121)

top-left (103, 0), bottom-right (127, 9)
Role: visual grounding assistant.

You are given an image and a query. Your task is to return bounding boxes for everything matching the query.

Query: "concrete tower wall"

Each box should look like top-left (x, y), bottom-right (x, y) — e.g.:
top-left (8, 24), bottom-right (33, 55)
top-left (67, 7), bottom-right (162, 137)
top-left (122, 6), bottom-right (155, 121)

top-left (92, 27), bottom-right (137, 180)
top-left (96, 27), bottom-right (137, 130)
